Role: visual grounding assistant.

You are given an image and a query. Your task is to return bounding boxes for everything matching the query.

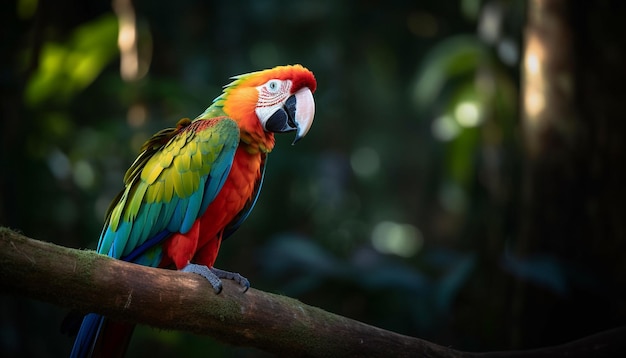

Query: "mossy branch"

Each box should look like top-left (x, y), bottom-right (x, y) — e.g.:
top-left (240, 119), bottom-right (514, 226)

top-left (0, 227), bottom-right (624, 357)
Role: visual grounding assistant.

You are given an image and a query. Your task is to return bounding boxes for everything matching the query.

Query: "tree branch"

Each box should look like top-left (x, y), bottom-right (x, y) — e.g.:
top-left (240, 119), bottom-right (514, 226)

top-left (0, 227), bottom-right (624, 357)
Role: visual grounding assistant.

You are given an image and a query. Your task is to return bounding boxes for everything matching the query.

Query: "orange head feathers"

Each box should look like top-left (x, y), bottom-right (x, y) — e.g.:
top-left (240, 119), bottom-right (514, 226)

top-left (206, 64), bottom-right (317, 152)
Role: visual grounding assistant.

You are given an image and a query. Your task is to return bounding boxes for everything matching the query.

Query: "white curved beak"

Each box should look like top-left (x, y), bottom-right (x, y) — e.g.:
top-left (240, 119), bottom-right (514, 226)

top-left (292, 87), bottom-right (315, 144)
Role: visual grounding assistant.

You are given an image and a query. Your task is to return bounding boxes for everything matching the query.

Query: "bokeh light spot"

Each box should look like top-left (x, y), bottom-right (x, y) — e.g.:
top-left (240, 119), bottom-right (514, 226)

top-left (47, 148), bottom-right (71, 180)
top-left (432, 114), bottom-right (460, 141)
top-left (73, 160), bottom-right (96, 189)
top-left (371, 221), bottom-right (423, 258)
top-left (127, 103), bottom-right (147, 127)
top-left (350, 147), bottom-right (380, 178)
top-left (454, 101), bottom-right (482, 127)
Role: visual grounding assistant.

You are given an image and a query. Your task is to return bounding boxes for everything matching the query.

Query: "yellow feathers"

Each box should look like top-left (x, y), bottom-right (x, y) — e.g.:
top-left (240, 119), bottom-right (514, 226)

top-left (104, 117), bottom-right (239, 237)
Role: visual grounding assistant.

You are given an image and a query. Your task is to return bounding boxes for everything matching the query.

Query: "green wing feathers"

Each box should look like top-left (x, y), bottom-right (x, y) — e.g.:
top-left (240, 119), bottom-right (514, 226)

top-left (98, 117), bottom-right (239, 262)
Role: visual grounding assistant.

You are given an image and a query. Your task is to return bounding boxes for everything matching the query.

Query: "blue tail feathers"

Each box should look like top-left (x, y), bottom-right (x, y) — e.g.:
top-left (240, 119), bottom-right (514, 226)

top-left (70, 313), bottom-right (104, 358)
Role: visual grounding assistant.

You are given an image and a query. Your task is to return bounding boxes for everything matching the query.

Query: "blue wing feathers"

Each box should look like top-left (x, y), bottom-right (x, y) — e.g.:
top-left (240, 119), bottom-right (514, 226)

top-left (111, 221), bottom-right (132, 259)
top-left (121, 229), bottom-right (170, 263)
top-left (97, 226), bottom-right (112, 255)
top-left (202, 151), bottom-right (235, 208)
top-left (147, 202), bottom-right (165, 238)
top-left (125, 211), bottom-right (145, 256)
top-left (125, 201), bottom-right (161, 257)
top-left (201, 174), bottom-right (220, 214)
top-left (182, 185), bottom-right (204, 232)
top-left (159, 198), bottom-right (177, 231)
top-left (168, 197), bottom-right (188, 233)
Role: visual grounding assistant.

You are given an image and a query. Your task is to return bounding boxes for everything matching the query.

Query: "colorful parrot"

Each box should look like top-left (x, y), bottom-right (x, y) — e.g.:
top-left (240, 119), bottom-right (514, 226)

top-left (69, 64), bottom-right (317, 358)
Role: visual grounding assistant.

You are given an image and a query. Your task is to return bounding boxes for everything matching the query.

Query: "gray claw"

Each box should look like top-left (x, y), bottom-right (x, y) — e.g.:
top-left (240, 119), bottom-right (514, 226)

top-left (182, 263), bottom-right (223, 294)
top-left (181, 264), bottom-right (250, 293)
top-left (210, 267), bottom-right (250, 293)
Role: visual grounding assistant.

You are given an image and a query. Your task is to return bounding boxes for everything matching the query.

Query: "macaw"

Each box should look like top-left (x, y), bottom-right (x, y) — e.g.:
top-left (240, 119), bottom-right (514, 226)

top-left (69, 64), bottom-right (317, 358)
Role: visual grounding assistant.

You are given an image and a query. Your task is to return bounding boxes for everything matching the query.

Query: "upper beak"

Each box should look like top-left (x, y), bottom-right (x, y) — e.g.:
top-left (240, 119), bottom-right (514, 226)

top-left (289, 87), bottom-right (315, 144)
top-left (261, 87), bottom-right (315, 144)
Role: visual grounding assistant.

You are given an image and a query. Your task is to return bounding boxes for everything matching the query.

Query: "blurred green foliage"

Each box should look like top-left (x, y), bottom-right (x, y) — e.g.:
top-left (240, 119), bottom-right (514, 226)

top-left (24, 14), bottom-right (119, 105)
top-left (3, 0), bottom-right (618, 357)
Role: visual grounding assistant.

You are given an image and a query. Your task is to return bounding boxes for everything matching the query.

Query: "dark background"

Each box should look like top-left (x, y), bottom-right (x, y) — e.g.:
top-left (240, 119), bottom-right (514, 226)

top-left (1, 0), bottom-right (625, 357)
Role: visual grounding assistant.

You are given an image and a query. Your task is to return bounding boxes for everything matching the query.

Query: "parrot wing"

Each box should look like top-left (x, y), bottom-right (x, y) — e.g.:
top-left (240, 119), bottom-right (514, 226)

top-left (97, 116), bottom-right (239, 264)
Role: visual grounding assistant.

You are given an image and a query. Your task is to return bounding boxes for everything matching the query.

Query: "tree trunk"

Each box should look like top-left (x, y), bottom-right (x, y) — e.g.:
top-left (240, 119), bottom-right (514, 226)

top-left (518, 0), bottom-right (626, 349)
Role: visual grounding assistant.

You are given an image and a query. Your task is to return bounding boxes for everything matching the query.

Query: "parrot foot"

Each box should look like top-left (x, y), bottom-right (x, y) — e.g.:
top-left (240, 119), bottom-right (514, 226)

top-left (182, 264), bottom-right (224, 294)
top-left (210, 267), bottom-right (250, 293)
top-left (181, 264), bottom-right (249, 294)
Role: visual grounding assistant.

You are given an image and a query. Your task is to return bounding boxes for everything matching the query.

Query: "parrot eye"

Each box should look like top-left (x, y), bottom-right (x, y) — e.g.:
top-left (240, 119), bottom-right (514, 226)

top-left (256, 79), bottom-right (291, 109)
top-left (266, 80), bottom-right (281, 93)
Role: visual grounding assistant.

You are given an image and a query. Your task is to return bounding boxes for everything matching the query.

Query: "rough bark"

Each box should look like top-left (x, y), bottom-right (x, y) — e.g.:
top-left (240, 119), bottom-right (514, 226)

top-left (1, 227), bottom-right (625, 357)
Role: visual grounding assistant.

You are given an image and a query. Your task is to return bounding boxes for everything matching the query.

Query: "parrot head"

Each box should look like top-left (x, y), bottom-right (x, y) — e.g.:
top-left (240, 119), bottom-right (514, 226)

top-left (215, 64), bottom-right (317, 147)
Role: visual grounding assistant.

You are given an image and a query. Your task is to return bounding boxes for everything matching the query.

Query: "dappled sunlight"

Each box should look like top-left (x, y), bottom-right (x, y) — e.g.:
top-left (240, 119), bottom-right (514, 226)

top-left (67, 51), bottom-right (104, 89)
top-left (113, 0), bottom-right (150, 82)
top-left (371, 221), bottom-right (424, 258)
top-left (523, 33), bottom-right (546, 122)
top-left (454, 100), bottom-right (482, 127)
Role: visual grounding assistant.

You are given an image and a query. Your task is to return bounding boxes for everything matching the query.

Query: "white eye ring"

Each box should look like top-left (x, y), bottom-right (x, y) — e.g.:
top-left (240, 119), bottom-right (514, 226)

top-left (266, 80), bottom-right (281, 93)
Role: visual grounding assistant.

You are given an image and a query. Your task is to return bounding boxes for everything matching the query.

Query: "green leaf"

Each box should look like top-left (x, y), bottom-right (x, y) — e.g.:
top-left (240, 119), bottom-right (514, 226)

top-left (25, 14), bottom-right (119, 105)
